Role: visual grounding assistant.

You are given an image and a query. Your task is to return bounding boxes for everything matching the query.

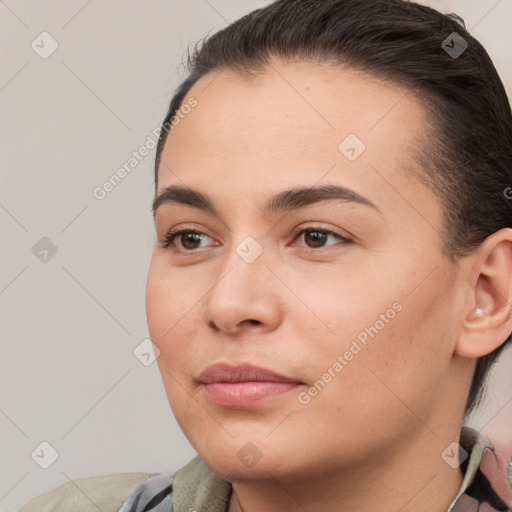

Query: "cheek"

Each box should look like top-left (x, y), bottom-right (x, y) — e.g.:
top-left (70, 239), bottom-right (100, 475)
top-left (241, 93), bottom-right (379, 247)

top-left (146, 265), bottom-right (204, 420)
top-left (145, 261), bottom-right (204, 384)
top-left (290, 272), bottom-right (403, 362)
top-left (350, 286), bottom-right (454, 418)
top-left (299, 305), bottom-right (434, 446)
top-left (303, 269), bottom-right (452, 416)
top-left (146, 259), bottom-right (199, 340)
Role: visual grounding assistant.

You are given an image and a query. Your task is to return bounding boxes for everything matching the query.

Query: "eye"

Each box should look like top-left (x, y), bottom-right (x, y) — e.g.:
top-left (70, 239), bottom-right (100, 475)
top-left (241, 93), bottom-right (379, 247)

top-left (292, 227), bottom-right (352, 250)
top-left (159, 228), bottom-right (216, 251)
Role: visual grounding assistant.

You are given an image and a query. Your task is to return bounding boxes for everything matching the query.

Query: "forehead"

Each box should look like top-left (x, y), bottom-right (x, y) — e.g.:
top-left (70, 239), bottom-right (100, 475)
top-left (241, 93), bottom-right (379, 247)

top-left (157, 59), bottom-right (442, 228)
top-left (164, 60), bottom-right (426, 151)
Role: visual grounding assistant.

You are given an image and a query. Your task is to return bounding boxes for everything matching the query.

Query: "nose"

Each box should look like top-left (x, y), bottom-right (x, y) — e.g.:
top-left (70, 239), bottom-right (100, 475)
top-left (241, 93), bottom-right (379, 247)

top-left (201, 242), bottom-right (283, 337)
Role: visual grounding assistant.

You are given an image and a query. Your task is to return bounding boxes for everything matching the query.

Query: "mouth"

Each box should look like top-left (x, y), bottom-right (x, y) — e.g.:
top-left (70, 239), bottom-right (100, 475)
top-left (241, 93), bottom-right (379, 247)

top-left (198, 362), bottom-right (303, 408)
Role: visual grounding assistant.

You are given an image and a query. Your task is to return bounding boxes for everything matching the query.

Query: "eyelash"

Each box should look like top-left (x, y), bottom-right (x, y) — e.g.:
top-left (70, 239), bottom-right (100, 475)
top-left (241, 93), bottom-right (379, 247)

top-left (159, 225), bottom-right (352, 253)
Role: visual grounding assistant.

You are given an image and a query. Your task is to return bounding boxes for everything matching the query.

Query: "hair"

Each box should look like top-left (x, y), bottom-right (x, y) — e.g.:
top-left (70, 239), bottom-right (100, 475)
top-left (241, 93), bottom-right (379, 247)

top-left (153, 0), bottom-right (512, 417)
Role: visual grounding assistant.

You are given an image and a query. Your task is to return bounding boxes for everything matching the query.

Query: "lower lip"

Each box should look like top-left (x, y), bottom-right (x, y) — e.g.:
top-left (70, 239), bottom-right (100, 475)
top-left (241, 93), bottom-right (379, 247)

top-left (203, 381), bottom-right (300, 408)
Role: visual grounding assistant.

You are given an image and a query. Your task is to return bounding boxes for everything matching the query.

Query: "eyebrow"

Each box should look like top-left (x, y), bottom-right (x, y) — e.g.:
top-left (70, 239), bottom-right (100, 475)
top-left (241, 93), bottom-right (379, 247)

top-left (152, 184), bottom-right (381, 217)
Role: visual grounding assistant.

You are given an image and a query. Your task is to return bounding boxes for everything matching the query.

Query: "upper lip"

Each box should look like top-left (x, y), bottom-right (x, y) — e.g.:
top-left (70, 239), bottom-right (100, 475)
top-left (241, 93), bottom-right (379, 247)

top-left (198, 363), bottom-right (301, 384)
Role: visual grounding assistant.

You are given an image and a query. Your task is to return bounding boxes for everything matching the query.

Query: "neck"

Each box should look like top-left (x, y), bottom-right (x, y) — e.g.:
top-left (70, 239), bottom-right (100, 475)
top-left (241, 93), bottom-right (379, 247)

top-left (227, 427), bottom-right (465, 512)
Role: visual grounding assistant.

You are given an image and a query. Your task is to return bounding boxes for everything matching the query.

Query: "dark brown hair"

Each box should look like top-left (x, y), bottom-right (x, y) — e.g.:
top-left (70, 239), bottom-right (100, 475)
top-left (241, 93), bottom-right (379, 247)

top-left (154, 0), bottom-right (512, 417)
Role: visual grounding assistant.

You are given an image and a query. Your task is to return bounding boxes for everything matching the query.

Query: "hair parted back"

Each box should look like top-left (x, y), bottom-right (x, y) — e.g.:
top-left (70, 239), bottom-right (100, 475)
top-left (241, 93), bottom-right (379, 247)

top-left (154, 0), bottom-right (512, 417)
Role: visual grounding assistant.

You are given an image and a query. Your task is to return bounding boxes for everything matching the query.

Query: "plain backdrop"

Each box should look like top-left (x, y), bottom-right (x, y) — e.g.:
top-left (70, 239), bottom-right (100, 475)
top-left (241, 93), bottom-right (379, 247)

top-left (1, 1), bottom-right (511, 510)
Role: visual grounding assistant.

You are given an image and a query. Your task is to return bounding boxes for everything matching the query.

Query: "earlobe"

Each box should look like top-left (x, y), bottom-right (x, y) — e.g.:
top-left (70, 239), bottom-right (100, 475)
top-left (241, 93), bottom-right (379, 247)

top-left (466, 307), bottom-right (487, 321)
top-left (455, 228), bottom-right (512, 359)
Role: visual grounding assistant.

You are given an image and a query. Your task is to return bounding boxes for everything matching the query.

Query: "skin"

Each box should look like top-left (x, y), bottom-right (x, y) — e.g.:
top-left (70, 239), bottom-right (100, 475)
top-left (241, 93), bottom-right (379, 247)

top-left (145, 58), bottom-right (512, 512)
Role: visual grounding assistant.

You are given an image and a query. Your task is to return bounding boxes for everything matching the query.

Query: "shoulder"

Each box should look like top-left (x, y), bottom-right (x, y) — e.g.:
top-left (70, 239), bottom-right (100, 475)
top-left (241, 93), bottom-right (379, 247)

top-left (20, 472), bottom-right (157, 512)
top-left (114, 456), bottom-right (231, 512)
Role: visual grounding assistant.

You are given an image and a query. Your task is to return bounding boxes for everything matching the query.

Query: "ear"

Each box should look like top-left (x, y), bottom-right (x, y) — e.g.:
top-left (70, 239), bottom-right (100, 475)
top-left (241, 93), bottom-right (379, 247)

top-left (456, 228), bottom-right (512, 358)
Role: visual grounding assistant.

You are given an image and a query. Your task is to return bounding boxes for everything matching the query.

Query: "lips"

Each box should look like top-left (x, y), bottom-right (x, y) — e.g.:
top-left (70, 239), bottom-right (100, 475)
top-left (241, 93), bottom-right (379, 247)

top-left (198, 363), bottom-right (300, 384)
top-left (198, 363), bottom-right (302, 408)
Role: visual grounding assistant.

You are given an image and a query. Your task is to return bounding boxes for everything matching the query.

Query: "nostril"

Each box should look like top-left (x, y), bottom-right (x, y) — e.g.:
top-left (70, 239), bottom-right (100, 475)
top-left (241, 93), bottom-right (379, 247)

top-left (208, 319), bottom-right (261, 332)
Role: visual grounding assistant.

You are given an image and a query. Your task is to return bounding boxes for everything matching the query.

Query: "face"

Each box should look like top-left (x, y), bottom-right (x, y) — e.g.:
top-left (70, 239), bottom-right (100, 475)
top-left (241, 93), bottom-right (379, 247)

top-left (146, 59), bottom-right (466, 483)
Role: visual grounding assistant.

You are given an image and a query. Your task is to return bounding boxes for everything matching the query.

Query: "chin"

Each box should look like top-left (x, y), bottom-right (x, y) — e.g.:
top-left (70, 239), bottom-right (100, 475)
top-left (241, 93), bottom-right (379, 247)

top-left (198, 447), bottom-right (285, 482)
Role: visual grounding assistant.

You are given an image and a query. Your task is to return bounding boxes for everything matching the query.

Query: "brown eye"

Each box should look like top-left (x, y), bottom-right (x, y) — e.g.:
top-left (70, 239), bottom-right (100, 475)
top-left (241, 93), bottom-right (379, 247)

top-left (161, 229), bottom-right (213, 251)
top-left (295, 228), bottom-right (349, 249)
top-left (180, 232), bottom-right (204, 250)
top-left (303, 230), bottom-right (329, 248)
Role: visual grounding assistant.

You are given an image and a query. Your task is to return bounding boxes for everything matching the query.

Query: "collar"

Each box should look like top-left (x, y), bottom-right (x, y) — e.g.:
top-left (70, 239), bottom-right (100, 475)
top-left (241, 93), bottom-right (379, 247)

top-left (448, 426), bottom-right (511, 511)
top-left (172, 455), bottom-right (231, 511)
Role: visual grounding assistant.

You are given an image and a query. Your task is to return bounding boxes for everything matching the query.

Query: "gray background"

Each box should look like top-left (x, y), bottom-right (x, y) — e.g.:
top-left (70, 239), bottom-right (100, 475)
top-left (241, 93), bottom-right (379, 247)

top-left (1, 1), bottom-right (511, 510)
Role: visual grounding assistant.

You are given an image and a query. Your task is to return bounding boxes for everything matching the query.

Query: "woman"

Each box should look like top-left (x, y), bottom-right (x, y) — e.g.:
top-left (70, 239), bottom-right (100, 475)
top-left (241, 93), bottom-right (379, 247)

top-left (21, 0), bottom-right (512, 510)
